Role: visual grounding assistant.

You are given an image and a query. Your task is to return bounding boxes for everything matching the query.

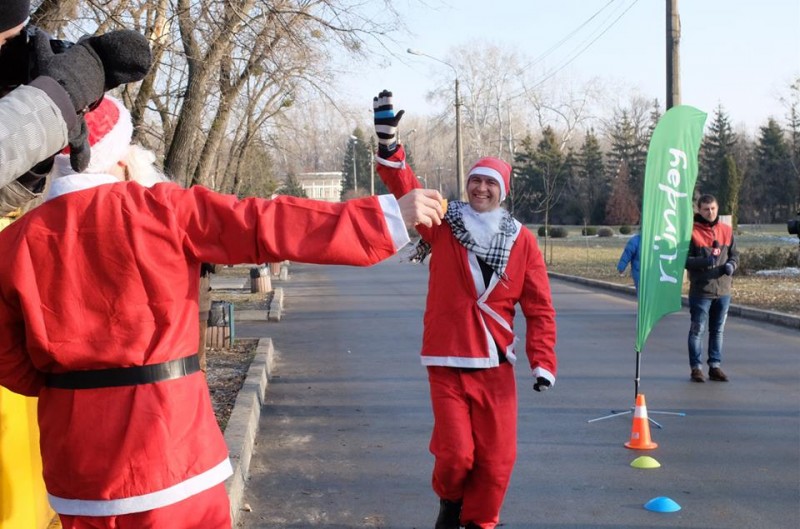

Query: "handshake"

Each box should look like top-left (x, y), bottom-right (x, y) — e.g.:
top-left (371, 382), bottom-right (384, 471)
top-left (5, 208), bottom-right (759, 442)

top-left (0, 25), bottom-right (152, 171)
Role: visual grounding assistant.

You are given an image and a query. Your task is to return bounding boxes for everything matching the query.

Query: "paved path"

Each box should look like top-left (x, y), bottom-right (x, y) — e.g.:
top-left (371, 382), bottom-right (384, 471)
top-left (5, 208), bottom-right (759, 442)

top-left (234, 255), bottom-right (800, 529)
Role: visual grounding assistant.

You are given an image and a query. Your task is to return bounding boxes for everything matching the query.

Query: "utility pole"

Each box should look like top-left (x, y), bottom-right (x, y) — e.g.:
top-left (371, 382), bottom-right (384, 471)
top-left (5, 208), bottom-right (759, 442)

top-left (666, 0), bottom-right (681, 109)
top-left (455, 78), bottom-right (465, 200)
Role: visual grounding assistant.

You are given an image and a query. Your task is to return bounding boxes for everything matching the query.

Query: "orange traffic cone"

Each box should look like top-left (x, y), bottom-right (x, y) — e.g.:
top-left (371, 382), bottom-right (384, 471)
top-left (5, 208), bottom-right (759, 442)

top-left (624, 393), bottom-right (658, 450)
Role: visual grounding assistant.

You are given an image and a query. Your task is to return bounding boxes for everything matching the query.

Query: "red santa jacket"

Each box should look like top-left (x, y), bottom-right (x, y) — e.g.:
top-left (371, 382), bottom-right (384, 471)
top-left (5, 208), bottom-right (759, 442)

top-left (0, 178), bottom-right (405, 515)
top-left (376, 148), bottom-right (557, 384)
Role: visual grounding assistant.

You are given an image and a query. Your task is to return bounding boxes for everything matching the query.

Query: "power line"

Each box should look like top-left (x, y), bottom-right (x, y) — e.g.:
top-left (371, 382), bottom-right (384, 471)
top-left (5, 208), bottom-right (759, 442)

top-left (517, 0), bottom-right (619, 74)
top-left (515, 0), bottom-right (641, 99)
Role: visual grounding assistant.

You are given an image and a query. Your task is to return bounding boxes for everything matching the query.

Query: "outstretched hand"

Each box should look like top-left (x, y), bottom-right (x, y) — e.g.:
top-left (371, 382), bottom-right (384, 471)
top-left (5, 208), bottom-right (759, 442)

top-left (397, 188), bottom-right (445, 229)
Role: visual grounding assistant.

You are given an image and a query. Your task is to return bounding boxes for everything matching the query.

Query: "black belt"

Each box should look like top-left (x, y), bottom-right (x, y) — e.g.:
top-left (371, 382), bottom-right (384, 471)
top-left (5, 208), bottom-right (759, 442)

top-left (45, 354), bottom-right (201, 389)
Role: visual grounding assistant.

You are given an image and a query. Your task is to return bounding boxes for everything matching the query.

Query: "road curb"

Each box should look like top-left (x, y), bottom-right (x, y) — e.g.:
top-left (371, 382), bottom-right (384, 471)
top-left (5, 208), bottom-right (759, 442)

top-left (548, 272), bottom-right (800, 330)
top-left (223, 337), bottom-right (275, 526)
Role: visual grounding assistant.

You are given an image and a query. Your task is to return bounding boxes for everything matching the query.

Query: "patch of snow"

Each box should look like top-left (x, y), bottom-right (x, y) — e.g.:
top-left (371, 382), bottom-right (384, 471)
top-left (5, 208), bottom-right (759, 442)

top-left (754, 267), bottom-right (800, 276)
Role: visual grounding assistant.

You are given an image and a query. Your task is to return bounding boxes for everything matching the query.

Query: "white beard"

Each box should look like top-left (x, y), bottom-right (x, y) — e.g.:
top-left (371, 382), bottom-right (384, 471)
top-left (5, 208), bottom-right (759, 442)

top-left (462, 206), bottom-right (505, 249)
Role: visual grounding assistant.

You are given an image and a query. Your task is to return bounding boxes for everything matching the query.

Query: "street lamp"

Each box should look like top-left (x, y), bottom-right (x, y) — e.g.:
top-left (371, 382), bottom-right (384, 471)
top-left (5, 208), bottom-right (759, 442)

top-left (349, 135), bottom-right (358, 195)
top-left (407, 48), bottom-right (464, 200)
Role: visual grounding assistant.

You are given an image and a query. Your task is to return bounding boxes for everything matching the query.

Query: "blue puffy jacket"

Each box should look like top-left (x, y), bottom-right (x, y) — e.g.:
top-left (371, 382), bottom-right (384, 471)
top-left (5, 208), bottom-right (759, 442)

top-left (616, 233), bottom-right (641, 288)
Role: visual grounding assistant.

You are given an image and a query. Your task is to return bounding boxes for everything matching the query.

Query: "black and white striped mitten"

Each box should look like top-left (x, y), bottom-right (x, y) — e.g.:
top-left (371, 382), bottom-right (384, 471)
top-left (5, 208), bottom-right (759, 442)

top-left (373, 90), bottom-right (405, 157)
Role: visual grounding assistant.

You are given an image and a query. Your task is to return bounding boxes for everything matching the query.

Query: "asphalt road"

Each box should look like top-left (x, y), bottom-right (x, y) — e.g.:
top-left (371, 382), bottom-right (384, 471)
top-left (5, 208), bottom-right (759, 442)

top-left (235, 255), bottom-right (800, 529)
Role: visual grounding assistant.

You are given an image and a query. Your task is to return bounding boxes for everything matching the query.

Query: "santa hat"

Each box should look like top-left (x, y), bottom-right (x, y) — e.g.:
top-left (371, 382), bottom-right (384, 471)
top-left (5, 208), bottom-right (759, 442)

top-left (54, 96), bottom-right (133, 175)
top-left (0, 0), bottom-right (29, 32)
top-left (467, 157), bottom-right (512, 201)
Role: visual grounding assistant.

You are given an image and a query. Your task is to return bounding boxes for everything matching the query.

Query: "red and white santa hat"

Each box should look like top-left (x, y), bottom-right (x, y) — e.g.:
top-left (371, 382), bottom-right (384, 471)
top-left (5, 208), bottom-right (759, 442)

top-left (54, 96), bottom-right (133, 175)
top-left (467, 157), bottom-right (512, 201)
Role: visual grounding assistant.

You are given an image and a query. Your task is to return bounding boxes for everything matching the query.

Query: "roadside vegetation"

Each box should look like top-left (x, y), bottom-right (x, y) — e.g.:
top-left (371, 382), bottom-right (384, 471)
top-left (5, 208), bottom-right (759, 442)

top-left (536, 224), bottom-right (799, 316)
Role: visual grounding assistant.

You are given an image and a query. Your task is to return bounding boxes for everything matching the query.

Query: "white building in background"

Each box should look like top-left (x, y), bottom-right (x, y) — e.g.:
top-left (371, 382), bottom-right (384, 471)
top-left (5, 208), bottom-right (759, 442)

top-left (296, 172), bottom-right (343, 202)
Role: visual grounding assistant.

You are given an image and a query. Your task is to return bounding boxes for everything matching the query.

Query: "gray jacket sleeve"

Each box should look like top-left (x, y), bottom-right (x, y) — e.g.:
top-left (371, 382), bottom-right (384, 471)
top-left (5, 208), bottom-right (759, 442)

top-left (0, 81), bottom-right (70, 189)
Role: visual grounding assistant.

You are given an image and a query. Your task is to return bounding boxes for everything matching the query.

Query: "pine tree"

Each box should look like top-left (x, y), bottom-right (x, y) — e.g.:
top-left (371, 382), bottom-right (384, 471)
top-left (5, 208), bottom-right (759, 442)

top-left (717, 154), bottom-right (741, 229)
top-left (699, 104), bottom-right (738, 199)
top-left (753, 118), bottom-right (795, 222)
top-left (608, 110), bottom-right (647, 205)
top-left (786, 78), bottom-right (800, 213)
top-left (511, 135), bottom-right (537, 222)
top-left (575, 129), bottom-right (607, 224)
top-left (280, 172), bottom-right (308, 198)
top-left (340, 128), bottom-right (374, 199)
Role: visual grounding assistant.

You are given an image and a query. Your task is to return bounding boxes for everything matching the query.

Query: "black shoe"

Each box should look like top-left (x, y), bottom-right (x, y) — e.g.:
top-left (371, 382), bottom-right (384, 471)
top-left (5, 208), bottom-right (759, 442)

top-left (435, 499), bottom-right (462, 529)
top-left (691, 367), bottom-right (705, 383)
top-left (708, 367), bottom-right (729, 381)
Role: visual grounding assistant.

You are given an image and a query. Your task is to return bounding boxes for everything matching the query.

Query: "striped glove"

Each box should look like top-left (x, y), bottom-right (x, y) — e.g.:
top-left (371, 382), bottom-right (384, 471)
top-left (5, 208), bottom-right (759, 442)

top-left (373, 90), bottom-right (405, 157)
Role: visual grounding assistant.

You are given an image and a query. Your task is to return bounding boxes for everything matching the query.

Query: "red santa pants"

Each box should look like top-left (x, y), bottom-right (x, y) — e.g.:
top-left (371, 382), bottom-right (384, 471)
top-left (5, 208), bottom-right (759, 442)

top-left (427, 363), bottom-right (517, 529)
top-left (57, 482), bottom-right (231, 529)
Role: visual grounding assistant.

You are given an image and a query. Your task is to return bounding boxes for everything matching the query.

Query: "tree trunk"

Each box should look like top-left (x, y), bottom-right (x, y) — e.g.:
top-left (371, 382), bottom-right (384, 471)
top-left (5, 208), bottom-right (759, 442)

top-left (31, 0), bottom-right (80, 34)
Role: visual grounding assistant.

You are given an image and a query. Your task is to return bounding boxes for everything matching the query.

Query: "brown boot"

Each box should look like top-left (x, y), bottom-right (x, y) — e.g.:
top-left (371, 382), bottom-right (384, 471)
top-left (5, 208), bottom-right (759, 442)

top-left (691, 367), bottom-right (705, 383)
top-left (435, 499), bottom-right (462, 529)
top-left (708, 367), bottom-right (729, 381)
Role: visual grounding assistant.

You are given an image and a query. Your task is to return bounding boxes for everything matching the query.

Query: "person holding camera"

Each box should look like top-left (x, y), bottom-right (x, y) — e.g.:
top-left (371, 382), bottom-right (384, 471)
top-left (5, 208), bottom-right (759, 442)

top-left (0, 0), bottom-right (152, 214)
top-left (684, 194), bottom-right (739, 383)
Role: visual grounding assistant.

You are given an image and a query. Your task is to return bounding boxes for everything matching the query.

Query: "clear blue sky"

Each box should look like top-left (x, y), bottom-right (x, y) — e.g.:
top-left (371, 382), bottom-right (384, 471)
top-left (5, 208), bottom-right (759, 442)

top-left (337, 0), bottom-right (800, 133)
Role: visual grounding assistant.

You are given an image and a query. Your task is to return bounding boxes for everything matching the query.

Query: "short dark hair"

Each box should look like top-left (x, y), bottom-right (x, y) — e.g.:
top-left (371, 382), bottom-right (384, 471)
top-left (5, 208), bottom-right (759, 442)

top-left (697, 194), bottom-right (717, 207)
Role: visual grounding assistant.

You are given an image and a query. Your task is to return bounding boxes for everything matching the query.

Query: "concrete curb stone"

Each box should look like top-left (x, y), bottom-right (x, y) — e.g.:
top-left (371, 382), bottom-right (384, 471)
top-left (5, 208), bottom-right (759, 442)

top-left (223, 337), bottom-right (275, 526)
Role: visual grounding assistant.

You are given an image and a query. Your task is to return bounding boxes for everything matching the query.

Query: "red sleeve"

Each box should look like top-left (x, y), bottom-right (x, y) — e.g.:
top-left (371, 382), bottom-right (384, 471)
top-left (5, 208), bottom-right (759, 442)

top-left (518, 229), bottom-right (558, 378)
top-left (375, 146), bottom-right (437, 243)
top-left (150, 184), bottom-right (399, 267)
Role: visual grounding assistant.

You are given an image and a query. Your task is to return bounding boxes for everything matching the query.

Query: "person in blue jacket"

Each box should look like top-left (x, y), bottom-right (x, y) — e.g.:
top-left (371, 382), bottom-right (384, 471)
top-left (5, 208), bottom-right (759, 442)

top-left (616, 233), bottom-right (641, 291)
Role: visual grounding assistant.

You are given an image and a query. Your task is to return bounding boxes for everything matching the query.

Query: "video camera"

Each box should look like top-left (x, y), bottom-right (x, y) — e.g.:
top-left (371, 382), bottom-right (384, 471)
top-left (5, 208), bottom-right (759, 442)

top-left (0, 24), bottom-right (73, 92)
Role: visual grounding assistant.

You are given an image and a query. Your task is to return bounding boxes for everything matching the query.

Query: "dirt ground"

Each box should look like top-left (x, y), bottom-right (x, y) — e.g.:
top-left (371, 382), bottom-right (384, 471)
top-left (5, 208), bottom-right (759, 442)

top-left (206, 339), bottom-right (258, 431)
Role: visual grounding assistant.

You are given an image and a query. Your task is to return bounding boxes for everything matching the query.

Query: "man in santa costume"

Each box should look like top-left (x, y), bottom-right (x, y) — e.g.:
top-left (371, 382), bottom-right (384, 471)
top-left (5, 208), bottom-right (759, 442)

top-left (373, 90), bottom-right (558, 529)
top-left (0, 95), bottom-right (444, 528)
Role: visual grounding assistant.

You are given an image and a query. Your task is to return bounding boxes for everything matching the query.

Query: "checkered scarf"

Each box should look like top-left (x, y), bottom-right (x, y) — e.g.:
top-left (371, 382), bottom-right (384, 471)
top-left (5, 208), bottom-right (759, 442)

top-left (408, 201), bottom-right (518, 279)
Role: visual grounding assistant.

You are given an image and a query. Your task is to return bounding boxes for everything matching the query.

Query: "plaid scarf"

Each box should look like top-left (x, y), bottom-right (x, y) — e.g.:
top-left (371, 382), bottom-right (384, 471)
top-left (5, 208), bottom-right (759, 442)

top-left (408, 201), bottom-right (518, 279)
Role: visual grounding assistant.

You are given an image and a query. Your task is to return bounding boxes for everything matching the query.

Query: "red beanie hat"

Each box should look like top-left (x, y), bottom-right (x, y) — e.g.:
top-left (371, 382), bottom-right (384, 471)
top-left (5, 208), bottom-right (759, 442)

top-left (468, 157), bottom-right (512, 201)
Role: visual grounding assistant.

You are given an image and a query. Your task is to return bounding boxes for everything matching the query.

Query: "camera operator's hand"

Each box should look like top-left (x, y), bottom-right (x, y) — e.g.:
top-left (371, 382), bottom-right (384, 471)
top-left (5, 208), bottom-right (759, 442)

top-left (31, 28), bottom-right (152, 171)
top-left (33, 28), bottom-right (151, 112)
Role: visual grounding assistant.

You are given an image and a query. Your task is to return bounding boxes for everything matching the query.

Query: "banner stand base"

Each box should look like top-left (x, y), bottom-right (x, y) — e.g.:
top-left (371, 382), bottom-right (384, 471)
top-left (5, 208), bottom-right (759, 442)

top-left (587, 408), bottom-right (685, 429)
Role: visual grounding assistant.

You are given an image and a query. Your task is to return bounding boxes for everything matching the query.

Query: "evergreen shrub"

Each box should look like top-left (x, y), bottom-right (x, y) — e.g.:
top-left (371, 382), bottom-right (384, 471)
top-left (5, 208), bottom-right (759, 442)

top-left (619, 225), bottom-right (632, 235)
top-left (581, 226), bottom-right (598, 236)
top-left (597, 227), bottom-right (614, 237)
top-left (737, 247), bottom-right (799, 275)
top-left (550, 226), bottom-right (569, 238)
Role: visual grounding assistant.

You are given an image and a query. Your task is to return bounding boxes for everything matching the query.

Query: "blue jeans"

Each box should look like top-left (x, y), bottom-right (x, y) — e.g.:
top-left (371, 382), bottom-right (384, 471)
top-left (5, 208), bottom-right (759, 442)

top-left (688, 295), bottom-right (731, 369)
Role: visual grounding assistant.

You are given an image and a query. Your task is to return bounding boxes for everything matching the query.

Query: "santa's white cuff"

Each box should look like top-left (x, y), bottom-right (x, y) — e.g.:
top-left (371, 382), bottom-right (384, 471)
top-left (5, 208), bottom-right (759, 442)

top-left (378, 194), bottom-right (410, 250)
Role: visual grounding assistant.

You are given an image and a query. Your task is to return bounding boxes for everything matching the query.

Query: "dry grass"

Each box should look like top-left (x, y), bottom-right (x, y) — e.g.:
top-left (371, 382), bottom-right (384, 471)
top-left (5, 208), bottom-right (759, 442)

top-left (538, 226), bottom-right (799, 316)
top-left (206, 339), bottom-right (258, 431)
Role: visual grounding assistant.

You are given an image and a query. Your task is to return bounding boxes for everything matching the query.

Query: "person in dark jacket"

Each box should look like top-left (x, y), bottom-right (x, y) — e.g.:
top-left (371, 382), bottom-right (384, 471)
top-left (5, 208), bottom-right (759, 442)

top-left (0, 0), bottom-right (152, 212)
top-left (684, 194), bottom-right (738, 382)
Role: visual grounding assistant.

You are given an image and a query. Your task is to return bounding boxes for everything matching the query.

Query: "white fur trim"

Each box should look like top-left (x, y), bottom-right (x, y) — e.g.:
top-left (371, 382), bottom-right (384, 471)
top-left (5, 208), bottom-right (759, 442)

top-left (375, 156), bottom-right (406, 169)
top-left (48, 458), bottom-right (233, 516)
top-left (468, 166), bottom-right (506, 200)
top-left (45, 173), bottom-right (119, 201)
